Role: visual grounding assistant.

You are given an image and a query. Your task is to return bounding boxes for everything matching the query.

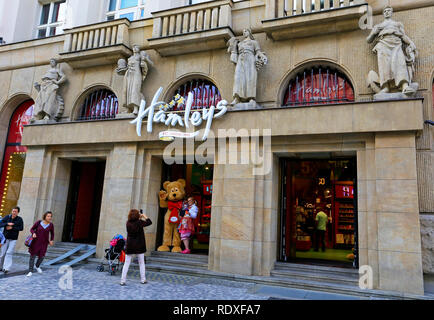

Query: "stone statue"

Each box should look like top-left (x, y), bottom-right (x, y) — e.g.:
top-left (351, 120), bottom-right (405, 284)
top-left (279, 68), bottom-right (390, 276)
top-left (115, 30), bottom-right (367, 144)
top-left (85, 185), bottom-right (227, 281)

top-left (227, 29), bottom-right (268, 108)
top-left (366, 5), bottom-right (418, 99)
top-left (32, 58), bottom-right (66, 122)
top-left (116, 45), bottom-right (153, 115)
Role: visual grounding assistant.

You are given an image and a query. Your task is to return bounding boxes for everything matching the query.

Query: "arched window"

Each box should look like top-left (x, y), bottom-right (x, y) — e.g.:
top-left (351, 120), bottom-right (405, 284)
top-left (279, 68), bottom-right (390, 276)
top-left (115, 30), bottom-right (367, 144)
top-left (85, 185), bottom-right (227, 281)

top-left (169, 79), bottom-right (222, 111)
top-left (77, 89), bottom-right (118, 121)
top-left (282, 66), bottom-right (355, 107)
top-left (0, 100), bottom-right (34, 217)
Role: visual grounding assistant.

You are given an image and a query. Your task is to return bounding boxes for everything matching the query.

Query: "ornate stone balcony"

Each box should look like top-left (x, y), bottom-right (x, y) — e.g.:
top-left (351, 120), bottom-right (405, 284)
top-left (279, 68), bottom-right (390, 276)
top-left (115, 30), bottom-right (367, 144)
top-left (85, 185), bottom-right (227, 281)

top-left (148, 0), bottom-right (235, 57)
top-left (59, 19), bottom-right (132, 69)
top-left (262, 0), bottom-right (368, 40)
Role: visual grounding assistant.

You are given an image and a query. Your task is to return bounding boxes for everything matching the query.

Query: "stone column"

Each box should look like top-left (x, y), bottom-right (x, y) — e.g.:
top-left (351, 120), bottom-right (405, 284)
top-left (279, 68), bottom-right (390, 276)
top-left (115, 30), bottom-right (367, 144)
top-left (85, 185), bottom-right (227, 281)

top-left (96, 143), bottom-right (139, 258)
top-left (44, 158), bottom-right (72, 242)
top-left (209, 142), bottom-right (278, 276)
top-left (139, 152), bottom-right (163, 254)
top-left (373, 132), bottom-right (424, 295)
top-left (15, 146), bottom-right (50, 253)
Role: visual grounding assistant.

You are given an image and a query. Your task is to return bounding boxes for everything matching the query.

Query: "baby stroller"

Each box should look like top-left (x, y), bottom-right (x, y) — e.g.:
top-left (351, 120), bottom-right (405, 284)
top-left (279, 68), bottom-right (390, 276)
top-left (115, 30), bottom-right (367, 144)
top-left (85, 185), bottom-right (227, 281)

top-left (97, 234), bottom-right (125, 275)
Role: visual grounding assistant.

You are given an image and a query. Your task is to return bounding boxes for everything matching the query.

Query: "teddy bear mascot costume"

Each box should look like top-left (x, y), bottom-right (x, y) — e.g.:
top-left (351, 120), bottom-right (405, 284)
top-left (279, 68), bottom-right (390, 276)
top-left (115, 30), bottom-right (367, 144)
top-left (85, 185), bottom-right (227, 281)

top-left (157, 179), bottom-right (186, 253)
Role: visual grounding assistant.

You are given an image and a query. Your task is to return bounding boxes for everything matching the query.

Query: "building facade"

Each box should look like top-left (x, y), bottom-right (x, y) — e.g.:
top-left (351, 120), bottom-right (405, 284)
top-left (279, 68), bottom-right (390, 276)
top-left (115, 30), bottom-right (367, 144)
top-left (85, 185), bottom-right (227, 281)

top-left (0, 0), bottom-right (433, 296)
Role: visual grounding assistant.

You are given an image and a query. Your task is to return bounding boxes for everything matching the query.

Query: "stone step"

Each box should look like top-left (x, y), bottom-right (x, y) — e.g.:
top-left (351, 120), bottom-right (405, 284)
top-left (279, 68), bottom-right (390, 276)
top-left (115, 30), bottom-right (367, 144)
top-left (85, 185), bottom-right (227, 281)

top-left (270, 269), bottom-right (358, 286)
top-left (52, 242), bottom-right (86, 249)
top-left (43, 243), bottom-right (97, 265)
top-left (123, 262), bottom-right (420, 300)
top-left (146, 257), bottom-right (208, 269)
top-left (274, 262), bottom-right (358, 277)
top-left (150, 251), bottom-right (209, 263)
top-left (46, 247), bottom-right (89, 254)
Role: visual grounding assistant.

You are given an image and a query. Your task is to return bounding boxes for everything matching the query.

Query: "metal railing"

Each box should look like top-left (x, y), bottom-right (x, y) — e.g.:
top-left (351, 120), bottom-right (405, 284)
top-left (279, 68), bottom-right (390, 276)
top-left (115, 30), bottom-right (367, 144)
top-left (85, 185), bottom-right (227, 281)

top-left (283, 67), bottom-right (355, 106)
top-left (173, 79), bottom-right (222, 111)
top-left (77, 89), bottom-right (119, 121)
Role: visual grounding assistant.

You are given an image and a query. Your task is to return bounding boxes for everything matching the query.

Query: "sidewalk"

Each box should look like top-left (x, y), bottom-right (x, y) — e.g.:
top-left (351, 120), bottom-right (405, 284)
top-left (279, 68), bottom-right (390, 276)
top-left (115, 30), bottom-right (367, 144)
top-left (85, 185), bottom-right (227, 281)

top-left (0, 254), bottom-right (371, 300)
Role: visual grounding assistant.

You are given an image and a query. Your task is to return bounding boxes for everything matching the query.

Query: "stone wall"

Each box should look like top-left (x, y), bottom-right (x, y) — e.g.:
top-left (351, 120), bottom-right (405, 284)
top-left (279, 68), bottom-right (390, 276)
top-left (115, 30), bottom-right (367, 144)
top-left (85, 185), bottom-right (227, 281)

top-left (420, 215), bottom-right (434, 274)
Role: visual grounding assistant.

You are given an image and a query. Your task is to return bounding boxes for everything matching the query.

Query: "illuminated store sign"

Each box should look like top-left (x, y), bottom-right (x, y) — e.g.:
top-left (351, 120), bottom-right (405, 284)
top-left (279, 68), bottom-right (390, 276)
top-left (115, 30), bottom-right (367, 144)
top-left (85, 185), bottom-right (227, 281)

top-left (131, 87), bottom-right (228, 141)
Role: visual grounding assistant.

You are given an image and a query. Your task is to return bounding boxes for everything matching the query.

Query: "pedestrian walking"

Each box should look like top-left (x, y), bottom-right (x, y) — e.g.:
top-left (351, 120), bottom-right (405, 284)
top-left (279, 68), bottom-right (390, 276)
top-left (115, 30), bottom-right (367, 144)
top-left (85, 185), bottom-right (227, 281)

top-left (26, 211), bottom-right (54, 277)
top-left (0, 207), bottom-right (24, 274)
top-left (120, 209), bottom-right (152, 286)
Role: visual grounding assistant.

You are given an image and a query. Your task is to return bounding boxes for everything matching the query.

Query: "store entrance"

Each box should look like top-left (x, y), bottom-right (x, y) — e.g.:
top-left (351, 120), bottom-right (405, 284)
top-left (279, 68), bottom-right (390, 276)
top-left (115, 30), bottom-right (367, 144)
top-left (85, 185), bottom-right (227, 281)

top-left (280, 158), bottom-right (358, 267)
top-left (63, 160), bottom-right (105, 244)
top-left (158, 163), bottom-right (213, 255)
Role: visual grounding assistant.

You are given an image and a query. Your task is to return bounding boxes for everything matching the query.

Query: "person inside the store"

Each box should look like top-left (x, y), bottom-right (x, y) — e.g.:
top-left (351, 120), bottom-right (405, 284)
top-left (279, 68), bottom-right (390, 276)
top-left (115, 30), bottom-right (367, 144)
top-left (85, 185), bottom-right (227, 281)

top-left (314, 205), bottom-right (328, 252)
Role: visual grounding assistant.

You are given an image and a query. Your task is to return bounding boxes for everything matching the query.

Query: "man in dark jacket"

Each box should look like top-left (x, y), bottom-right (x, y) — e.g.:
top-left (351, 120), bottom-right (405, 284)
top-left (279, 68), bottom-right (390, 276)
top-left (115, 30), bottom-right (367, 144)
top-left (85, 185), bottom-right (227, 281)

top-left (0, 207), bottom-right (24, 273)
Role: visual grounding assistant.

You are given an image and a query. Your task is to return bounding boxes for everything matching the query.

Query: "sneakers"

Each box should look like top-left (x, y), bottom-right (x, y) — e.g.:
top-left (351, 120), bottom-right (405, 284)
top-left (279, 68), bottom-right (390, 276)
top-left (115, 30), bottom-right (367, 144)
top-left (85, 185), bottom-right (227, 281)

top-left (36, 267), bottom-right (43, 273)
top-left (141, 280), bottom-right (147, 284)
top-left (181, 249), bottom-right (191, 254)
top-left (120, 282), bottom-right (126, 286)
top-left (2, 269), bottom-right (8, 274)
top-left (26, 272), bottom-right (32, 277)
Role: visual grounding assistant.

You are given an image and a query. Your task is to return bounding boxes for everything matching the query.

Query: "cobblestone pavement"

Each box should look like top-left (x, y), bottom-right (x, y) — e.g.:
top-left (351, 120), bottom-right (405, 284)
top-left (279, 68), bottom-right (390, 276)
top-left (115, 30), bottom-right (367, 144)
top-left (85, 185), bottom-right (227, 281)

top-left (0, 255), bottom-right (269, 300)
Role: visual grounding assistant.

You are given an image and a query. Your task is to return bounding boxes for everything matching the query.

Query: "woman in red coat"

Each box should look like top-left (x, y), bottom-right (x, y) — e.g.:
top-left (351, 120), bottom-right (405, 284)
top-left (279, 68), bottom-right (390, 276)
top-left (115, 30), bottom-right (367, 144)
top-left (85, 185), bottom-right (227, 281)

top-left (120, 209), bottom-right (152, 286)
top-left (26, 211), bottom-right (54, 277)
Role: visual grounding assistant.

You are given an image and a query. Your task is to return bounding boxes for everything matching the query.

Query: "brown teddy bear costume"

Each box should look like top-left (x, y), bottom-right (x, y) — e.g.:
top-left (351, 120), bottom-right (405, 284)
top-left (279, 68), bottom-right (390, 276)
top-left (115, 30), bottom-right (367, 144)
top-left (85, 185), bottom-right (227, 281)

top-left (157, 179), bottom-right (186, 253)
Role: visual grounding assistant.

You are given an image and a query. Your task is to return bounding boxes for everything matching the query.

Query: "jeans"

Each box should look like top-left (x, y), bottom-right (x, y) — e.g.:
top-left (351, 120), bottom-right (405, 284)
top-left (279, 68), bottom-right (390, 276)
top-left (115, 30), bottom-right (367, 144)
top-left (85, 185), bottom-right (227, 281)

top-left (0, 239), bottom-right (17, 271)
top-left (121, 253), bottom-right (146, 283)
top-left (29, 255), bottom-right (45, 272)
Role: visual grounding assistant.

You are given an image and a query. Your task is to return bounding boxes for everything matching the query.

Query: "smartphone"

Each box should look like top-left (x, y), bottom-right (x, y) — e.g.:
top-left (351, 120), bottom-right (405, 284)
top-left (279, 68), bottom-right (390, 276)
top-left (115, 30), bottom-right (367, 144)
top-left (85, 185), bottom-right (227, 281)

top-left (140, 209), bottom-right (143, 214)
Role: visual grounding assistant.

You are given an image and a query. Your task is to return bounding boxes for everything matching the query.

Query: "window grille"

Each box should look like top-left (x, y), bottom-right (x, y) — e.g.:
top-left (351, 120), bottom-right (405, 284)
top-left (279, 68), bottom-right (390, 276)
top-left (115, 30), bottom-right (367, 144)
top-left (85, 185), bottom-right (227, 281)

top-left (282, 67), bottom-right (354, 107)
top-left (77, 89), bottom-right (118, 121)
top-left (171, 79), bottom-right (222, 111)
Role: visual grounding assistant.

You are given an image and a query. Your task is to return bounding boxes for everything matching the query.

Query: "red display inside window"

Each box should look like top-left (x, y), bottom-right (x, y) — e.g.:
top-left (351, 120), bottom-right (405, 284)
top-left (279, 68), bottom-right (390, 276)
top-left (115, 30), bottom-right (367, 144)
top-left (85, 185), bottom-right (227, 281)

top-left (334, 184), bottom-right (354, 199)
top-left (203, 184), bottom-right (212, 195)
top-left (283, 67), bottom-right (354, 106)
top-left (0, 100), bottom-right (34, 216)
top-left (6, 101), bottom-right (34, 145)
top-left (173, 79), bottom-right (222, 111)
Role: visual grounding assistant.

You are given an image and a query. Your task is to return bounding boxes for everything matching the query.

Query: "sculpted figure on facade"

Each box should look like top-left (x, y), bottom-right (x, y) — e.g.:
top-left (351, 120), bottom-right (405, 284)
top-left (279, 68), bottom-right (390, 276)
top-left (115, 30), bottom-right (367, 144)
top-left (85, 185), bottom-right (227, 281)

top-left (366, 5), bottom-right (418, 99)
top-left (116, 45), bottom-right (153, 115)
top-left (227, 29), bottom-right (268, 108)
top-left (31, 58), bottom-right (67, 122)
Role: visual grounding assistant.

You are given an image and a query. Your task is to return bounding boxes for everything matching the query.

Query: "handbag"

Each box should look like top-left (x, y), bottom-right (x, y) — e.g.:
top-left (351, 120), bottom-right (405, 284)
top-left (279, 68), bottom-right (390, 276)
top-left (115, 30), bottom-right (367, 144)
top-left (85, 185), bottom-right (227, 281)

top-left (24, 235), bottom-right (33, 247)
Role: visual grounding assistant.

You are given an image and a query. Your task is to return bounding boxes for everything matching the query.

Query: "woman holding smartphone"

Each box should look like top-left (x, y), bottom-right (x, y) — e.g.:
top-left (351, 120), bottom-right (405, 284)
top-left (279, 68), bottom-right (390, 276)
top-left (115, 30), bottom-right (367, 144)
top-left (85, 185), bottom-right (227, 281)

top-left (120, 209), bottom-right (152, 286)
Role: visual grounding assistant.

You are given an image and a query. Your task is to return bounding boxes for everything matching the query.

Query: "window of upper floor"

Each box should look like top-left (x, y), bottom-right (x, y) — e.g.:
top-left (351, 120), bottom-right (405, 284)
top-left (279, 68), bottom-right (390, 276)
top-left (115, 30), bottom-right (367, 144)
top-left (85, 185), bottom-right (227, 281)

top-left (76, 88), bottom-right (119, 121)
top-left (282, 65), bottom-right (355, 107)
top-left (37, 0), bottom-right (67, 39)
top-left (168, 78), bottom-right (222, 111)
top-left (106, 0), bottom-right (147, 21)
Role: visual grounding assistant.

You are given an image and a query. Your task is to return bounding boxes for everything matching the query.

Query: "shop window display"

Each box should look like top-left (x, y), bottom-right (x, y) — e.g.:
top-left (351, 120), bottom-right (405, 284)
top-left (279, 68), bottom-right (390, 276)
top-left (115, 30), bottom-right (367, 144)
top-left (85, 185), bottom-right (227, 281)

top-left (280, 158), bottom-right (357, 267)
top-left (282, 66), bottom-right (354, 107)
top-left (159, 163), bottom-right (213, 254)
top-left (0, 100), bottom-right (34, 217)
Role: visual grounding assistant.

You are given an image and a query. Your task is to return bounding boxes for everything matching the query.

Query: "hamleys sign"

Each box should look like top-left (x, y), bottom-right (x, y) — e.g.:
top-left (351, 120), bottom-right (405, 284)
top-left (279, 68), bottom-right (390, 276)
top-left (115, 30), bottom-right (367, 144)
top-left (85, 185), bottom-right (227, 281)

top-left (130, 87), bottom-right (228, 141)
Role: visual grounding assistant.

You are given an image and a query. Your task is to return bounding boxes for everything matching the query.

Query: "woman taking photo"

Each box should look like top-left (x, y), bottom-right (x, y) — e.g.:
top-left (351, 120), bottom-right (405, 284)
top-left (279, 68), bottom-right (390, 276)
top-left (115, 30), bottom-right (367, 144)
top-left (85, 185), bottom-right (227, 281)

top-left (120, 209), bottom-right (152, 286)
top-left (26, 211), bottom-right (54, 277)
